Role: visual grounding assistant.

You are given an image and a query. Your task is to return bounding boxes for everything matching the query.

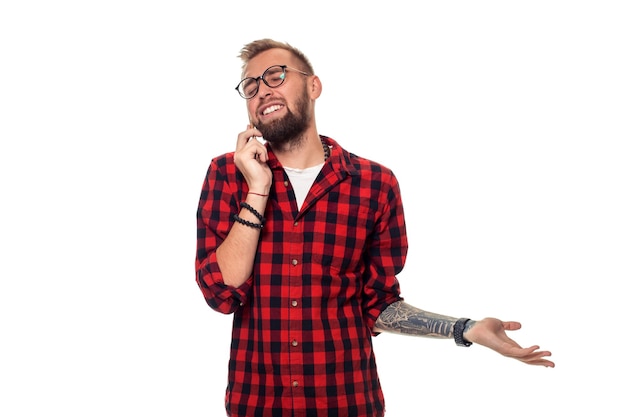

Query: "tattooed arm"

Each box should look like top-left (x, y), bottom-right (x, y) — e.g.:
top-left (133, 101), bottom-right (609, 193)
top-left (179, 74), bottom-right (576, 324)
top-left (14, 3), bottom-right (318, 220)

top-left (374, 301), bottom-right (555, 368)
top-left (374, 300), bottom-right (474, 338)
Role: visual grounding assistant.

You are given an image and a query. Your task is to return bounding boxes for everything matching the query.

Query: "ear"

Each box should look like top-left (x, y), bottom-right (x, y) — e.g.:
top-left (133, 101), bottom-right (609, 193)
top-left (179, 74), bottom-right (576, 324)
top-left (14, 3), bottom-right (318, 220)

top-left (309, 75), bottom-right (322, 99)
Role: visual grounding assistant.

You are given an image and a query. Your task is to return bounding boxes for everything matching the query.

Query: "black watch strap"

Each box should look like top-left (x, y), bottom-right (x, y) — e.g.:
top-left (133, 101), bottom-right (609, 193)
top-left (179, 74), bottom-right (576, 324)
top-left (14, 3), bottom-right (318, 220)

top-left (453, 318), bottom-right (473, 347)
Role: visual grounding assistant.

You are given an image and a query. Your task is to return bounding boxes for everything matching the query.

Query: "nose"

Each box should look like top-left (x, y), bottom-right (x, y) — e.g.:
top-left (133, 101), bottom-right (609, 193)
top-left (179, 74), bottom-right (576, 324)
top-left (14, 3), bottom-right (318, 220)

top-left (256, 80), bottom-right (273, 98)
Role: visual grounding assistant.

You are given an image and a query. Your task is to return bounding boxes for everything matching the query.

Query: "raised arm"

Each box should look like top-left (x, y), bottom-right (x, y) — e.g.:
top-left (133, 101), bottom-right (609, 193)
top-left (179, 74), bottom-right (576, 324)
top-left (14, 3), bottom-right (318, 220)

top-left (374, 301), bottom-right (555, 368)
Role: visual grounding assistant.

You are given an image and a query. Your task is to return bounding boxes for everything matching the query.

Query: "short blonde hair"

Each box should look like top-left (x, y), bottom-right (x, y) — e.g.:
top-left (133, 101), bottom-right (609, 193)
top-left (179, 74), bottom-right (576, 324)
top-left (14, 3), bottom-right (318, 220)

top-left (238, 39), bottom-right (315, 76)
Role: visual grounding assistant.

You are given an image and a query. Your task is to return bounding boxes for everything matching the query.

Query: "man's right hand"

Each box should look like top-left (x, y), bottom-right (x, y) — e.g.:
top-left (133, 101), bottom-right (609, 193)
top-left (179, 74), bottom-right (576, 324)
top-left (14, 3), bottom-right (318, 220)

top-left (233, 125), bottom-right (273, 194)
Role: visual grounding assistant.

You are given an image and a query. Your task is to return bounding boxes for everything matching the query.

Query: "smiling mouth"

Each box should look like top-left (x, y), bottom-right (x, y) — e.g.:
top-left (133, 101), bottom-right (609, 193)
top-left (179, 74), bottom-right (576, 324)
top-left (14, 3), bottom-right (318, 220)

top-left (262, 104), bottom-right (283, 116)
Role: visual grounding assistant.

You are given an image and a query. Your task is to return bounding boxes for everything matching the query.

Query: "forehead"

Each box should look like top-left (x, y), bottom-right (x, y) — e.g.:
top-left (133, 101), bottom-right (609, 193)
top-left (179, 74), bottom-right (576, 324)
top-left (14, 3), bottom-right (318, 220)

top-left (244, 48), bottom-right (296, 77)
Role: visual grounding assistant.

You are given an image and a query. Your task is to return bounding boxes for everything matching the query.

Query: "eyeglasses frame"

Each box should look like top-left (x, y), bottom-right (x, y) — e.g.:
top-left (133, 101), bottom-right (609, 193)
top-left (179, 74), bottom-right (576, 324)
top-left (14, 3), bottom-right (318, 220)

top-left (235, 65), bottom-right (310, 99)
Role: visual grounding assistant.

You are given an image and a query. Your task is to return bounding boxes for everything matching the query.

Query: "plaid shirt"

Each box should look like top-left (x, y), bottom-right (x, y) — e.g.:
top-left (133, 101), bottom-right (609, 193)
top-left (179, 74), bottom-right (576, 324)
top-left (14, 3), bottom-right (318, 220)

top-left (196, 136), bottom-right (407, 417)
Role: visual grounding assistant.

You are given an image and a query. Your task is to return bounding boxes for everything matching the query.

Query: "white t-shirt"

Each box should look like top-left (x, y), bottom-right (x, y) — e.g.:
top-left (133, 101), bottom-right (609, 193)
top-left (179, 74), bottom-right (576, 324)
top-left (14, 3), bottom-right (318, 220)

top-left (283, 163), bottom-right (324, 210)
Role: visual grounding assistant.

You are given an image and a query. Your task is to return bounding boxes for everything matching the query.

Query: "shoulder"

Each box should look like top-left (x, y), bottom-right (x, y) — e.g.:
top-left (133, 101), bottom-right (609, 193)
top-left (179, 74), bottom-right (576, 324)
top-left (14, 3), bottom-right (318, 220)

top-left (206, 151), bottom-right (236, 175)
top-left (209, 151), bottom-right (235, 167)
top-left (324, 136), bottom-right (397, 180)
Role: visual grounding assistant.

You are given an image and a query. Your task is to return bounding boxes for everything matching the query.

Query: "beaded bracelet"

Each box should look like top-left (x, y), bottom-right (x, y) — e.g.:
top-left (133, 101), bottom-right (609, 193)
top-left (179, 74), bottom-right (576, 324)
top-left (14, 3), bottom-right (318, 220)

top-left (232, 213), bottom-right (263, 229)
top-left (240, 202), bottom-right (265, 224)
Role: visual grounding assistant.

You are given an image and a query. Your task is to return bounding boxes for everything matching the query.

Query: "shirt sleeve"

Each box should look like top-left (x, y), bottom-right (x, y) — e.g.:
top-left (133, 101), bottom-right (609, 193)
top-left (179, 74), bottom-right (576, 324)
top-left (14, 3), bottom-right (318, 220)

top-left (361, 169), bottom-right (408, 333)
top-left (195, 156), bottom-right (253, 314)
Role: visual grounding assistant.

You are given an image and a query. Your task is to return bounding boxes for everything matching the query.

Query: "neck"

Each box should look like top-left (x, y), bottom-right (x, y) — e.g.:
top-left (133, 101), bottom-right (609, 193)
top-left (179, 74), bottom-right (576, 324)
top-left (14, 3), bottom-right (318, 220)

top-left (271, 132), bottom-right (326, 169)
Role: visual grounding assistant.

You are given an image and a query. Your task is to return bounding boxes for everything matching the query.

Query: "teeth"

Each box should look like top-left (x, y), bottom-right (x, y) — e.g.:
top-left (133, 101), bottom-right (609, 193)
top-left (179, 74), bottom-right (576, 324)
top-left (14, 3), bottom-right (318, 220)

top-left (263, 105), bottom-right (282, 115)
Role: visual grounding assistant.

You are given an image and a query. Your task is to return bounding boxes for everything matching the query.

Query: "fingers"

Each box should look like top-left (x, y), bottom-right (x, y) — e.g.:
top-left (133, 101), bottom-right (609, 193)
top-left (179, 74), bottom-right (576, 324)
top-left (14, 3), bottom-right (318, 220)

top-left (236, 125), bottom-right (263, 151)
top-left (235, 126), bottom-right (268, 163)
top-left (501, 321), bottom-right (522, 331)
top-left (520, 351), bottom-right (555, 367)
top-left (508, 345), bottom-right (555, 367)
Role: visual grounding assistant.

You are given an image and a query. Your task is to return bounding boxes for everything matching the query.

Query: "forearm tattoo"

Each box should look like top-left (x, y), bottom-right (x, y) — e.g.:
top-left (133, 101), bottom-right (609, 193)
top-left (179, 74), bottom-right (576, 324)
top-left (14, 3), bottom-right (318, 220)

top-left (375, 301), bottom-right (457, 338)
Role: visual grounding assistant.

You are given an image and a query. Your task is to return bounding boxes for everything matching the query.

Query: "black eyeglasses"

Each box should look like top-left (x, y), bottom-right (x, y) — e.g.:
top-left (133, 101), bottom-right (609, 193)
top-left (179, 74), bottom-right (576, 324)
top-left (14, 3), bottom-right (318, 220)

top-left (235, 65), bottom-right (309, 99)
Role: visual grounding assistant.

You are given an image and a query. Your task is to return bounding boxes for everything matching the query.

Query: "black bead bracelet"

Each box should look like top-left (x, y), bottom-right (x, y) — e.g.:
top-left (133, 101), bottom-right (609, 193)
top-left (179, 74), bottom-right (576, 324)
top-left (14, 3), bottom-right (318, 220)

top-left (232, 213), bottom-right (263, 229)
top-left (240, 202), bottom-right (265, 224)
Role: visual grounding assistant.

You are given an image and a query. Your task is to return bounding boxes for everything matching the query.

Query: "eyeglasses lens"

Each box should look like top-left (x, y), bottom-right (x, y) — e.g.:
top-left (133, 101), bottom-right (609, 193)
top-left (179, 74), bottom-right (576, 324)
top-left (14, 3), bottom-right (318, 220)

top-left (238, 66), bottom-right (286, 99)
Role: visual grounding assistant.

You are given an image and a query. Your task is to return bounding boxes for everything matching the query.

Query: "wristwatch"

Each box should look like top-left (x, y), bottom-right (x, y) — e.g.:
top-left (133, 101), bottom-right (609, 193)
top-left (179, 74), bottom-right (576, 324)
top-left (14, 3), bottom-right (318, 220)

top-left (453, 318), bottom-right (473, 347)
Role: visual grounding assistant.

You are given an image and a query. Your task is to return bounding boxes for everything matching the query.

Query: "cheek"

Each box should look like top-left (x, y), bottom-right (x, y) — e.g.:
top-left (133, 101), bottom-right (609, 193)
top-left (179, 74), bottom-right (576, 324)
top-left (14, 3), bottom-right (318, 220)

top-left (246, 104), bottom-right (255, 122)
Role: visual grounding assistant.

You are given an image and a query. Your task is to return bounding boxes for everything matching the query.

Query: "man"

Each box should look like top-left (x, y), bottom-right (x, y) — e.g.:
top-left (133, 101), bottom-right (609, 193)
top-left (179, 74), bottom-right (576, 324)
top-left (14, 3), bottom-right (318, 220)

top-left (195, 39), bottom-right (554, 417)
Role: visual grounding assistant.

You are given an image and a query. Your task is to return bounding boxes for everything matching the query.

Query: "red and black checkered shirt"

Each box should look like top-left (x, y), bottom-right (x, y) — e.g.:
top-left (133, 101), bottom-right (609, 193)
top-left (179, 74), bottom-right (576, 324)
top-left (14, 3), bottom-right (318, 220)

top-left (196, 136), bottom-right (407, 417)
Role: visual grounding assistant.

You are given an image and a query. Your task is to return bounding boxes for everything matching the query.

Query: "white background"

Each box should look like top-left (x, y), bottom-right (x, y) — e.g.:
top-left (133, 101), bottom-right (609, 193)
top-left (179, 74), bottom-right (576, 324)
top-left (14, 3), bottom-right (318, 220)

top-left (1, 1), bottom-right (624, 416)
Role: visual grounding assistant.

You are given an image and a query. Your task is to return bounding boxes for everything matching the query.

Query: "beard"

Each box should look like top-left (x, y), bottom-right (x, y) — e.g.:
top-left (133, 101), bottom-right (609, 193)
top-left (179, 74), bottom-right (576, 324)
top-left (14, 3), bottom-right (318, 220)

top-left (256, 91), bottom-right (311, 150)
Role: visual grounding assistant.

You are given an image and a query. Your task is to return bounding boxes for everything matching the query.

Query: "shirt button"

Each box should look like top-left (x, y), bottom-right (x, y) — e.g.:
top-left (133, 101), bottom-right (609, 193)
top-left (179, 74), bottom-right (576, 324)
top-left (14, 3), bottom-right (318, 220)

top-left (291, 259), bottom-right (298, 266)
top-left (292, 381), bottom-right (299, 387)
top-left (291, 340), bottom-right (298, 347)
top-left (291, 300), bottom-right (298, 307)
top-left (284, 180), bottom-right (289, 187)
top-left (294, 221), bottom-right (298, 226)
